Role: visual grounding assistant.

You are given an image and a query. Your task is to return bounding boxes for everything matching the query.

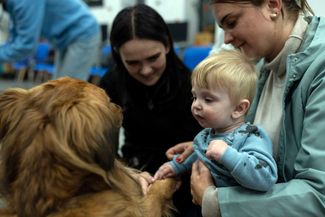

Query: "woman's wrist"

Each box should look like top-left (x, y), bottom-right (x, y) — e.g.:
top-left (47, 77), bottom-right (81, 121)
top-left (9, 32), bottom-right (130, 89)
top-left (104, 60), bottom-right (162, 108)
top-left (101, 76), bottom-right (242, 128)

top-left (202, 185), bottom-right (221, 217)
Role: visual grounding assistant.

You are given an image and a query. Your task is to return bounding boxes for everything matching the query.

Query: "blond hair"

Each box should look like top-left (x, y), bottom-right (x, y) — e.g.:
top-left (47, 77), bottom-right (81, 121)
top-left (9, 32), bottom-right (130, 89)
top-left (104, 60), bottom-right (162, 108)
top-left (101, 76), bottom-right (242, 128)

top-left (209, 0), bottom-right (314, 17)
top-left (191, 49), bottom-right (257, 104)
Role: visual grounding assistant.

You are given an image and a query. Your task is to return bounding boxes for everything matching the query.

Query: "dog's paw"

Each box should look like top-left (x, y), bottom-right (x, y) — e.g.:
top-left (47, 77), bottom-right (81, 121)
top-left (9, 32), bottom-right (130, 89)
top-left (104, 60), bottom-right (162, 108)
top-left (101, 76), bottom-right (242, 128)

top-left (148, 178), bottom-right (181, 199)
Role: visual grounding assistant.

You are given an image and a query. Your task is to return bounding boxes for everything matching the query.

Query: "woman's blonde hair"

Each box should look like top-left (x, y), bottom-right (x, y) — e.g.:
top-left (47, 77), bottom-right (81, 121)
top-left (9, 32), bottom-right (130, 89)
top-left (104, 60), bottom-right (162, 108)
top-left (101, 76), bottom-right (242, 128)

top-left (191, 49), bottom-right (257, 104)
top-left (209, 0), bottom-right (314, 17)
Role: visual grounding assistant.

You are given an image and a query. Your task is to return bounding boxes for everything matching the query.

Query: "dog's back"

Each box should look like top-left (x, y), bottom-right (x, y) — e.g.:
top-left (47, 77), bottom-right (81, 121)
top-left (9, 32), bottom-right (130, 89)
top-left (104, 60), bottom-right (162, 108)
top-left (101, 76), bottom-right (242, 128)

top-left (45, 177), bottom-right (178, 217)
top-left (0, 78), bottom-right (179, 217)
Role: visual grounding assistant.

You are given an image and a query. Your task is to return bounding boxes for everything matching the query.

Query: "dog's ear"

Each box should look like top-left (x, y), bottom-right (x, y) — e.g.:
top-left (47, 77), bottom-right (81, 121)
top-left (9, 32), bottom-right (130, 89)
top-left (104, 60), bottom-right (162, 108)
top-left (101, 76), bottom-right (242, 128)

top-left (0, 88), bottom-right (27, 139)
top-left (95, 125), bottom-right (119, 171)
top-left (0, 88), bottom-right (28, 197)
top-left (49, 80), bottom-right (123, 177)
top-left (94, 102), bottom-right (122, 172)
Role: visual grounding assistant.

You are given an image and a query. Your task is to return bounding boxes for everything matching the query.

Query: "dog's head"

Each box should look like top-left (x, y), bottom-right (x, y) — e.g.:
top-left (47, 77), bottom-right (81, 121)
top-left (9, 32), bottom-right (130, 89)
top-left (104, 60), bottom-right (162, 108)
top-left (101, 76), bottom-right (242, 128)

top-left (0, 77), bottom-right (123, 216)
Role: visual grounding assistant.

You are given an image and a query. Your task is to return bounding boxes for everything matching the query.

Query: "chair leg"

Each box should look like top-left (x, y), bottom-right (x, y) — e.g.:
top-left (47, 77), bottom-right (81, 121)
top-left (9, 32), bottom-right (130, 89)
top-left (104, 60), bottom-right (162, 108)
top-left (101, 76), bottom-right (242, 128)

top-left (17, 68), bottom-right (27, 82)
top-left (44, 72), bottom-right (52, 82)
top-left (90, 75), bottom-right (101, 85)
top-left (35, 70), bottom-right (44, 83)
top-left (27, 68), bottom-right (35, 82)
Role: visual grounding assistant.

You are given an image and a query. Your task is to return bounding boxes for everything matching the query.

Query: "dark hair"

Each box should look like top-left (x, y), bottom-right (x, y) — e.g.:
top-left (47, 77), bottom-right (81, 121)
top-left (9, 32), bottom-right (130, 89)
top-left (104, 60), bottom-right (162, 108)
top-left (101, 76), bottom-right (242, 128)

top-left (109, 4), bottom-right (187, 74)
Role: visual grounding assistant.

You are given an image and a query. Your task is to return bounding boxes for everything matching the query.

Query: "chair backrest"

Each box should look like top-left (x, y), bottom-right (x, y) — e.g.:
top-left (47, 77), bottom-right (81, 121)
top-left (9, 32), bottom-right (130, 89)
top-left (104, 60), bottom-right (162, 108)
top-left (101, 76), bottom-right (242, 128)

top-left (34, 42), bottom-right (51, 63)
top-left (183, 45), bottom-right (212, 71)
top-left (102, 44), bottom-right (111, 56)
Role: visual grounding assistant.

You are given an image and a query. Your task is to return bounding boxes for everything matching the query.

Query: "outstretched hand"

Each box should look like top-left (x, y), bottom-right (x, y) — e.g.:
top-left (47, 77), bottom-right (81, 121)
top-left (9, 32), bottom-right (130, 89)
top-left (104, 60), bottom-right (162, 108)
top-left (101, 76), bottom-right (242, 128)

top-left (153, 162), bottom-right (176, 180)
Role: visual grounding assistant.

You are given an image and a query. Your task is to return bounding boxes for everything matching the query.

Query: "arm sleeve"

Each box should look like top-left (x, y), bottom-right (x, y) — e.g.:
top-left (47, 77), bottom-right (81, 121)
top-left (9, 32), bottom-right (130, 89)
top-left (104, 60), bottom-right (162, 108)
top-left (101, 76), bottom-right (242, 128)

top-left (0, 0), bottom-right (45, 62)
top-left (170, 153), bottom-right (198, 175)
top-left (219, 128), bottom-right (278, 191)
top-left (202, 186), bottom-right (221, 217)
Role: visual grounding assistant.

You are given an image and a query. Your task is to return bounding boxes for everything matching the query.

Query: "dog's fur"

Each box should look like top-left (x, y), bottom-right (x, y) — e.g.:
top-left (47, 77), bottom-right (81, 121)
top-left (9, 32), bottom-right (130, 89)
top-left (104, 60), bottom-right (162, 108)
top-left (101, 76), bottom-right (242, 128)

top-left (0, 77), bottom-right (179, 217)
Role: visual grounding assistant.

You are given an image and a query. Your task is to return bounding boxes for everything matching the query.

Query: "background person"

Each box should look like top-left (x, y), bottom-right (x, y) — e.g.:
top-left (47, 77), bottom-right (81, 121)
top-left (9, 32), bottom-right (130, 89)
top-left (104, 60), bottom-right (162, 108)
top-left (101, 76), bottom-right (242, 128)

top-left (99, 4), bottom-right (202, 217)
top-left (168, 0), bottom-right (325, 216)
top-left (0, 0), bottom-right (100, 81)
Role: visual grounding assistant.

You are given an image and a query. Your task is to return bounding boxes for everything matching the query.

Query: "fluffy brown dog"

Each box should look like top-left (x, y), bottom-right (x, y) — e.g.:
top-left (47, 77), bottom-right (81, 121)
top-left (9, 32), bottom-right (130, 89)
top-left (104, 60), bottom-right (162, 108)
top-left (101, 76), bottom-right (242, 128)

top-left (0, 77), bottom-right (179, 217)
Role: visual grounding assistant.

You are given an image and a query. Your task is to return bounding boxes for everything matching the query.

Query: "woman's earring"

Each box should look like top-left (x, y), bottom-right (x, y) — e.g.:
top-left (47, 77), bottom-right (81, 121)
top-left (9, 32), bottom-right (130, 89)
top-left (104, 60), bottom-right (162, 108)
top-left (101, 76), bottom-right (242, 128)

top-left (271, 12), bottom-right (278, 19)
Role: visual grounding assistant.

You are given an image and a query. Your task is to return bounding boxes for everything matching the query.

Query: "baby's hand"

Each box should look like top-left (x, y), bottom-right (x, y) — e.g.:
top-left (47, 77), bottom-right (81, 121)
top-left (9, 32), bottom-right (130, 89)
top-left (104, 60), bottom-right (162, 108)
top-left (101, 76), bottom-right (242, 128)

top-left (206, 139), bottom-right (228, 161)
top-left (153, 162), bottom-right (176, 181)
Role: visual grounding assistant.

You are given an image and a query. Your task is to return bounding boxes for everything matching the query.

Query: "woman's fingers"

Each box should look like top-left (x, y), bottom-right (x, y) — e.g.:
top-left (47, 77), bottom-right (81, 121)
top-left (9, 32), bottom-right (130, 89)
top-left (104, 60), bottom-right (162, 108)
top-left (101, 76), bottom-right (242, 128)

top-left (176, 144), bottom-right (194, 163)
top-left (166, 142), bottom-right (194, 162)
top-left (190, 160), bottom-right (214, 206)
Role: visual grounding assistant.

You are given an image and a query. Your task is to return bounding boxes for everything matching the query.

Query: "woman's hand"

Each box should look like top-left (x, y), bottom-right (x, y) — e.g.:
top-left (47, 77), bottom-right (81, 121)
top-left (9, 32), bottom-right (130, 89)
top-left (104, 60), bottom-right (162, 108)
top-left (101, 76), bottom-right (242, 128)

top-left (166, 141), bottom-right (194, 162)
top-left (190, 160), bottom-right (214, 206)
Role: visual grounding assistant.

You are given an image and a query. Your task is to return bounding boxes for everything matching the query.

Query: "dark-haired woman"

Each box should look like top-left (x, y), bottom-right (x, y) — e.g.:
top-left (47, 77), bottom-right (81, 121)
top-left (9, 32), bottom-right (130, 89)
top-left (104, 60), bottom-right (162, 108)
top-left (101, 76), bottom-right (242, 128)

top-left (99, 4), bottom-right (202, 217)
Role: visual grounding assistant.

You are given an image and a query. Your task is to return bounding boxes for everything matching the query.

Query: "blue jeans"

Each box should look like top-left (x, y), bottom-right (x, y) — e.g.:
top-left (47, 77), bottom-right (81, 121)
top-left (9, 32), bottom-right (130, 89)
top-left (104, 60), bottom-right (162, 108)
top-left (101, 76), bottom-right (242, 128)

top-left (53, 31), bottom-right (101, 81)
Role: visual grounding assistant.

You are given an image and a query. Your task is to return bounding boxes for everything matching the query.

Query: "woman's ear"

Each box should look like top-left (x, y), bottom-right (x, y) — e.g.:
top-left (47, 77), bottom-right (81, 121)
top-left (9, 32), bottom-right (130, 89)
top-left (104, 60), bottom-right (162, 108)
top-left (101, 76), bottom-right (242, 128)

top-left (231, 99), bottom-right (250, 119)
top-left (165, 44), bottom-right (170, 54)
top-left (267, 0), bottom-right (282, 19)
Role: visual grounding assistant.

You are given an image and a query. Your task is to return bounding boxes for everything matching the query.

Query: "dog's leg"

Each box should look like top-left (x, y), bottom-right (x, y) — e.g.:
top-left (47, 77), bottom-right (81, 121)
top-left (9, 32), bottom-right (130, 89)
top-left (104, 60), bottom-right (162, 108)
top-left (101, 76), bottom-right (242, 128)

top-left (144, 178), bottom-right (181, 217)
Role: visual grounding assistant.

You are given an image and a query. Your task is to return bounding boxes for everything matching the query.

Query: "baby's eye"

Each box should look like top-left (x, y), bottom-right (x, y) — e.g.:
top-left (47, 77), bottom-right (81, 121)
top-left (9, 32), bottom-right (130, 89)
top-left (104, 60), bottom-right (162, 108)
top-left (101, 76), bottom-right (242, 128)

top-left (204, 98), bottom-right (213, 103)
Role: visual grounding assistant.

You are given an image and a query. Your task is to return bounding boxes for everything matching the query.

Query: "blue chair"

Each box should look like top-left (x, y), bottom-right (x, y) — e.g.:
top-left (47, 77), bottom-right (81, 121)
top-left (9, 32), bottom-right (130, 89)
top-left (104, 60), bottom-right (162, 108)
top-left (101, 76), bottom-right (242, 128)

top-left (14, 42), bottom-right (54, 82)
top-left (101, 44), bottom-right (112, 58)
top-left (33, 42), bottom-right (54, 81)
top-left (90, 66), bottom-right (108, 78)
top-left (14, 57), bottom-right (33, 82)
top-left (183, 45), bottom-right (212, 71)
top-left (34, 42), bottom-right (54, 71)
top-left (174, 44), bottom-right (181, 56)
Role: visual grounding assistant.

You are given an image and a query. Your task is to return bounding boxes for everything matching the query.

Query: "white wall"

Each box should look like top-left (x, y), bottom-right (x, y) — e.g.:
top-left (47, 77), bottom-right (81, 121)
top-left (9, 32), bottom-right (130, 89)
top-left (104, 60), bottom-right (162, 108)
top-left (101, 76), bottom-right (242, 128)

top-left (90, 0), bottom-right (136, 30)
top-left (89, 0), bottom-right (325, 46)
top-left (145, 0), bottom-right (187, 22)
top-left (89, 0), bottom-right (199, 45)
top-left (145, 0), bottom-right (199, 44)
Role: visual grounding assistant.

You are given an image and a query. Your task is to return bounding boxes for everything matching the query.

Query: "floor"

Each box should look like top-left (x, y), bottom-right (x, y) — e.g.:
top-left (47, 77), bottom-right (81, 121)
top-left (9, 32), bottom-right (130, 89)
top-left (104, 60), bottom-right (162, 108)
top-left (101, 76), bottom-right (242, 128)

top-left (0, 78), bottom-right (38, 91)
top-left (0, 74), bottom-right (100, 91)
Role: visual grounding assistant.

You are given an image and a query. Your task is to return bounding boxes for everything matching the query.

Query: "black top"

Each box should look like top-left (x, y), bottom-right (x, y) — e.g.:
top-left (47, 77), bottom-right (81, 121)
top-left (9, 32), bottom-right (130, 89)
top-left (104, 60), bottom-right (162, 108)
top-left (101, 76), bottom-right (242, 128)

top-left (99, 60), bottom-right (202, 174)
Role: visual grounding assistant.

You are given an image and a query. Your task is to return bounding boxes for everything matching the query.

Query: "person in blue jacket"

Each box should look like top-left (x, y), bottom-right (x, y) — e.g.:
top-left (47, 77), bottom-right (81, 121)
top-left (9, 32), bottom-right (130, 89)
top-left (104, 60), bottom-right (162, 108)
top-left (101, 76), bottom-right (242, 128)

top-left (163, 0), bottom-right (325, 216)
top-left (0, 0), bottom-right (100, 81)
top-left (154, 50), bottom-right (277, 192)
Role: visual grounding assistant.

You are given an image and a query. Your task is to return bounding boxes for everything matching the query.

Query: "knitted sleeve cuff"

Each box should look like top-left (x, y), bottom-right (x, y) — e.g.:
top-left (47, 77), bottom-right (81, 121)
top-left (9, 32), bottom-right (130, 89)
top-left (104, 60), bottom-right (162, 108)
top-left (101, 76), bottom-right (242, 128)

top-left (202, 186), bottom-right (221, 217)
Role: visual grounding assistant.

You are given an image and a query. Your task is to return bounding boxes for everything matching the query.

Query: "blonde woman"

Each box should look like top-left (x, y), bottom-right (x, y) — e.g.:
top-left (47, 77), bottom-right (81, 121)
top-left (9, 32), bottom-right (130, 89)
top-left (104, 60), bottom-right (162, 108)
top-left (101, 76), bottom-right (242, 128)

top-left (167, 0), bottom-right (325, 216)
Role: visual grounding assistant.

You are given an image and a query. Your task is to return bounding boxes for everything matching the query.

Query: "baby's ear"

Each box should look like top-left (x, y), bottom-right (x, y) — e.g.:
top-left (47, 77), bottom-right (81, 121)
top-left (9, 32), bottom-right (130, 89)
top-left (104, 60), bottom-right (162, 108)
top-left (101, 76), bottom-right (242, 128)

top-left (232, 99), bottom-right (250, 119)
top-left (0, 88), bottom-right (27, 139)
